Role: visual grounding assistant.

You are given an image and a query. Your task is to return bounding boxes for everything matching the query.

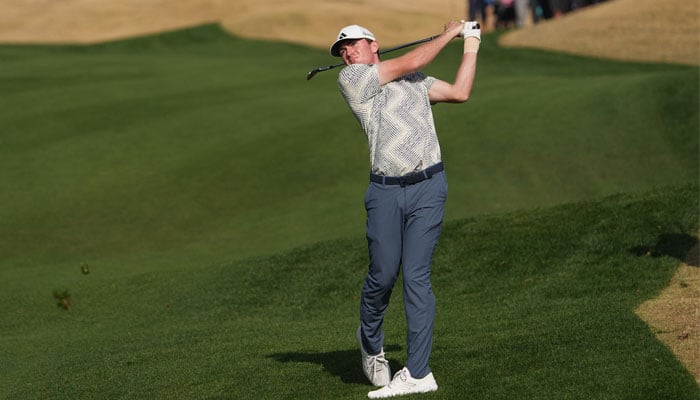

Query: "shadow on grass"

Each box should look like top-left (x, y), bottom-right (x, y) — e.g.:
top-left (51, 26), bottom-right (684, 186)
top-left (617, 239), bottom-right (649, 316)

top-left (268, 344), bottom-right (402, 384)
top-left (630, 233), bottom-right (699, 267)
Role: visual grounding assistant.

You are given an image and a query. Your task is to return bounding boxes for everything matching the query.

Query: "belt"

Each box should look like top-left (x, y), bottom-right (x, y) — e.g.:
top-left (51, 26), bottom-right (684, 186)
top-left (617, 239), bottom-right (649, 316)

top-left (370, 162), bottom-right (444, 186)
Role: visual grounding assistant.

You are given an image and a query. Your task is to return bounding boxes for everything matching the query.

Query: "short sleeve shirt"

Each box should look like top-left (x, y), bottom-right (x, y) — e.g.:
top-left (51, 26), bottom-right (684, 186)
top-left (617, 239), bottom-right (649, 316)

top-left (338, 64), bottom-right (442, 177)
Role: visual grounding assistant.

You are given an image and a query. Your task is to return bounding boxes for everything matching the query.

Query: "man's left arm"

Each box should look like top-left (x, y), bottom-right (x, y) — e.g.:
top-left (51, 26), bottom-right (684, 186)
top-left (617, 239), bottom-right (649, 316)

top-left (428, 23), bottom-right (481, 104)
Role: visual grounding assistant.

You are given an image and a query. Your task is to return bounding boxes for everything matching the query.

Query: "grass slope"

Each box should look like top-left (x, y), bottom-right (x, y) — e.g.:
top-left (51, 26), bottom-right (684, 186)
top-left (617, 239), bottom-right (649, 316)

top-left (0, 25), bottom-right (698, 398)
top-left (0, 25), bottom-right (697, 269)
top-left (1, 184), bottom-right (697, 399)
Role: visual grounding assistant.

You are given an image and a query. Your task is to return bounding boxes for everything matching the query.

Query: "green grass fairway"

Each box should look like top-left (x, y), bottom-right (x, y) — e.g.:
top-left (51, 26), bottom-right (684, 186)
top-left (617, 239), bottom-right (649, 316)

top-left (0, 25), bottom-right (696, 266)
top-left (0, 25), bottom-right (698, 399)
top-left (2, 184), bottom-right (697, 399)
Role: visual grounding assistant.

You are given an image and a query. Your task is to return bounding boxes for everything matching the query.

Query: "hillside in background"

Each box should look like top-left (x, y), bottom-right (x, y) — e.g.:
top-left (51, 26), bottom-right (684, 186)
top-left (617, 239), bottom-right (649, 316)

top-left (0, 0), bottom-right (698, 65)
top-left (1, 23), bottom-right (695, 267)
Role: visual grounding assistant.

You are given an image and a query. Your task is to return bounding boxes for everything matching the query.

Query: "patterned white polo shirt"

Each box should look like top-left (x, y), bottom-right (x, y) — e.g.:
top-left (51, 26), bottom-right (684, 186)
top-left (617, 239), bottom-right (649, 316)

top-left (338, 64), bottom-right (442, 177)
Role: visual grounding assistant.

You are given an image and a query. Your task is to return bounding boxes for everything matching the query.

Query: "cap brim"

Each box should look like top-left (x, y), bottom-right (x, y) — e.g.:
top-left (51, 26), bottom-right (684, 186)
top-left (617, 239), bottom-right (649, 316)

top-left (329, 36), bottom-right (374, 57)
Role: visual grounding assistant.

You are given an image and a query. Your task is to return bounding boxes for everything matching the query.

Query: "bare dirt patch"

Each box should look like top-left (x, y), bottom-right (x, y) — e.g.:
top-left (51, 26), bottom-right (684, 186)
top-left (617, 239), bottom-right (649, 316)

top-left (636, 263), bottom-right (700, 383)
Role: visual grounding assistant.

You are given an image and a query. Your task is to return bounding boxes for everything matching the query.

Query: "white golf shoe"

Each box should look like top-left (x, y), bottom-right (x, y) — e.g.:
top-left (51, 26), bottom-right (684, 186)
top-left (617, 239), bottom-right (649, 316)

top-left (357, 327), bottom-right (391, 386)
top-left (367, 367), bottom-right (438, 399)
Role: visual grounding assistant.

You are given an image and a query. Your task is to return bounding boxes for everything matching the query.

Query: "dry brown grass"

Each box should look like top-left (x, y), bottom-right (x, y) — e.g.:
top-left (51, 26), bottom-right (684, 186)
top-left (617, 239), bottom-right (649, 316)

top-left (0, 0), bottom-right (466, 48)
top-left (1, 0), bottom-right (698, 382)
top-left (500, 0), bottom-right (700, 66)
top-left (1, 0), bottom-right (697, 65)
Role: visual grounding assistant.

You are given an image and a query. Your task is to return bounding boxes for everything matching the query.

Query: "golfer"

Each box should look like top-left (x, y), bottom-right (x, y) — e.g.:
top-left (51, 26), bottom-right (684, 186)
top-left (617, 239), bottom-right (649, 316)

top-left (330, 20), bottom-right (481, 398)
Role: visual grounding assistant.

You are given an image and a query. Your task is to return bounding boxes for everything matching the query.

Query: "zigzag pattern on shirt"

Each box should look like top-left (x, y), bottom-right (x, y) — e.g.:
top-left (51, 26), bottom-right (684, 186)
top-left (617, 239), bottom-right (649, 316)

top-left (376, 74), bottom-right (438, 174)
top-left (339, 65), bottom-right (441, 177)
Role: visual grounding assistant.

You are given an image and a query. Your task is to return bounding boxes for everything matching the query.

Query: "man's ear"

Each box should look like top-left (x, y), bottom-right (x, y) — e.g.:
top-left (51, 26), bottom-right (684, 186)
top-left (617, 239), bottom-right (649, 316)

top-left (370, 40), bottom-right (380, 54)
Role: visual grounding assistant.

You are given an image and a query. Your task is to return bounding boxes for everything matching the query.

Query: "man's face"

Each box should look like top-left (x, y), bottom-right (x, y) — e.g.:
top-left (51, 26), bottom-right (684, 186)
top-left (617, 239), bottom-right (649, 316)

top-left (338, 39), bottom-right (378, 66)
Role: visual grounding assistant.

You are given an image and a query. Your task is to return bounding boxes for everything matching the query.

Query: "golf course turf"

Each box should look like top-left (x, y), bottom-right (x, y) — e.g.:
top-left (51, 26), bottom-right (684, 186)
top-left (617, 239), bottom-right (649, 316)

top-left (0, 24), bottom-right (697, 399)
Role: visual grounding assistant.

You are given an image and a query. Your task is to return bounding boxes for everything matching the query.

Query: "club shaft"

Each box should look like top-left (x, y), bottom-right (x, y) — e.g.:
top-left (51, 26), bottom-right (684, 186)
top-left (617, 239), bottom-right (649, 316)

top-left (307, 34), bottom-right (440, 80)
top-left (377, 35), bottom-right (440, 55)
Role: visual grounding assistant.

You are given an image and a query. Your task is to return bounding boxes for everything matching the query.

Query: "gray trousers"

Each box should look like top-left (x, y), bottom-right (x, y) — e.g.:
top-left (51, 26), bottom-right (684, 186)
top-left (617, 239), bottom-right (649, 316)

top-left (359, 169), bottom-right (447, 379)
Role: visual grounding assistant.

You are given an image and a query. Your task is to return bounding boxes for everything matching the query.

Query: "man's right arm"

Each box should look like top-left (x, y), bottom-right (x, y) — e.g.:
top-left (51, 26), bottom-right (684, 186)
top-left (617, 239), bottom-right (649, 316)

top-left (377, 21), bottom-right (463, 85)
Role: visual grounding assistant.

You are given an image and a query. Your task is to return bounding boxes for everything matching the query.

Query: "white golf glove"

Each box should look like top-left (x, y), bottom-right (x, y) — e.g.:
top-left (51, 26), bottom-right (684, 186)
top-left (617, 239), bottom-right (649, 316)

top-left (460, 20), bottom-right (481, 53)
top-left (460, 20), bottom-right (481, 41)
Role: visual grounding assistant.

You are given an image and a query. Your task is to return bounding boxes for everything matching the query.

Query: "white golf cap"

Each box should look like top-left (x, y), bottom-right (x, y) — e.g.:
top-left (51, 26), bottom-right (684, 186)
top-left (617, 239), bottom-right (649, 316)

top-left (330, 25), bottom-right (376, 57)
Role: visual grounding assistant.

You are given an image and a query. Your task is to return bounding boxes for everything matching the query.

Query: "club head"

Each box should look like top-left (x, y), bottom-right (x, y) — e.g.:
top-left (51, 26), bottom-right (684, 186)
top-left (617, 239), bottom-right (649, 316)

top-left (307, 69), bottom-right (320, 80)
top-left (306, 62), bottom-right (344, 81)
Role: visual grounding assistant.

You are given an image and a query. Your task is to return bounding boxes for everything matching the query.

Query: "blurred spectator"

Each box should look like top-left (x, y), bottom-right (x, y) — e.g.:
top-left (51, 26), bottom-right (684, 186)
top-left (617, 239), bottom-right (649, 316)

top-left (494, 0), bottom-right (516, 29)
top-left (514, 0), bottom-right (529, 27)
top-left (473, 0), bottom-right (607, 29)
top-left (468, 0), bottom-right (496, 31)
top-left (531, 0), bottom-right (553, 22)
top-left (549, 0), bottom-right (572, 17)
top-left (572, 0), bottom-right (605, 10)
top-left (531, 0), bottom-right (606, 24)
top-left (468, 0), bottom-right (488, 22)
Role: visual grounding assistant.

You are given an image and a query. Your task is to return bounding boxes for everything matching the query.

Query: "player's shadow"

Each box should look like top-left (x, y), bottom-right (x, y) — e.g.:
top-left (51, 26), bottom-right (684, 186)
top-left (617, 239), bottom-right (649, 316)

top-left (629, 233), bottom-right (699, 267)
top-left (268, 344), bottom-right (402, 384)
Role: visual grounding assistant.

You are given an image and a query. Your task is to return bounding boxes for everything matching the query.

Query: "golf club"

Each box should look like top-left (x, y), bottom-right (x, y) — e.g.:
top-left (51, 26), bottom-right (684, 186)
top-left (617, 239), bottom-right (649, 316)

top-left (306, 34), bottom-right (441, 80)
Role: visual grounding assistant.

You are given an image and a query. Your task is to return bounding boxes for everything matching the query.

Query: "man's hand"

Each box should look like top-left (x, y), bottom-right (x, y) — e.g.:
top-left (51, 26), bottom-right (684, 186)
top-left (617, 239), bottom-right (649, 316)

top-left (460, 21), bottom-right (481, 41)
top-left (443, 21), bottom-right (465, 39)
top-left (460, 20), bottom-right (481, 53)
